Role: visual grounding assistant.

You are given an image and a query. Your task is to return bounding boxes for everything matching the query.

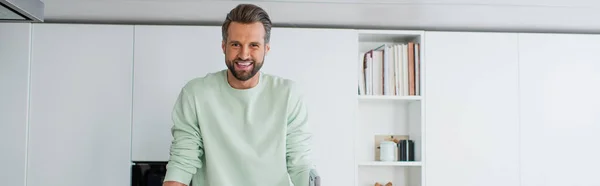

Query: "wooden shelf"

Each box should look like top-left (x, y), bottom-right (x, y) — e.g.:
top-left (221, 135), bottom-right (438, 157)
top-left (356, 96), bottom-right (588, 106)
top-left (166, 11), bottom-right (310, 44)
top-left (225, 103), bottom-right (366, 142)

top-left (358, 161), bottom-right (422, 166)
top-left (358, 95), bottom-right (422, 101)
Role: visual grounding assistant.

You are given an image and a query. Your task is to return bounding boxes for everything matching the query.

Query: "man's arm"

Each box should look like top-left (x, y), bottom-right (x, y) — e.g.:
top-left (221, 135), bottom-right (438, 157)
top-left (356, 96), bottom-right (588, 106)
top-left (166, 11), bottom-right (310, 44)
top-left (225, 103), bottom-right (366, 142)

top-left (163, 87), bottom-right (204, 186)
top-left (286, 84), bottom-right (313, 186)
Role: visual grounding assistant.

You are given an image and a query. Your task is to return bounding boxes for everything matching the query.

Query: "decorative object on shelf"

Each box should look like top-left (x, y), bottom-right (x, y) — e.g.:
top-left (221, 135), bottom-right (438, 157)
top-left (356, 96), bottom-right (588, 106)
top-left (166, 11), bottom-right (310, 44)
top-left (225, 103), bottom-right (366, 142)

top-left (374, 182), bottom-right (393, 186)
top-left (398, 139), bottom-right (415, 161)
top-left (379, 140), bottom-right (396, 161)
top-left (374, 135), bottom-right (408, 161)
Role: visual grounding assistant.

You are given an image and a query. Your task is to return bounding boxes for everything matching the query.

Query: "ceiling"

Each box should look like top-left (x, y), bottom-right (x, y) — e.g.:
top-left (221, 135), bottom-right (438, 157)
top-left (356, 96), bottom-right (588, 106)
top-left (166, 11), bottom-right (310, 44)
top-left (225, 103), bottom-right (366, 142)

top-left (40, 0), bottom-right (600, 33)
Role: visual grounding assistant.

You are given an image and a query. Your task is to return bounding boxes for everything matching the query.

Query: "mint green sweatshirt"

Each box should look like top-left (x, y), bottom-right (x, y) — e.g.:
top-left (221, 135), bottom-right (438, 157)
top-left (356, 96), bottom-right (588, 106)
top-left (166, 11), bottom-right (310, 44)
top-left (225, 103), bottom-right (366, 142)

top-left (163, 69), bottom-right (313, 186)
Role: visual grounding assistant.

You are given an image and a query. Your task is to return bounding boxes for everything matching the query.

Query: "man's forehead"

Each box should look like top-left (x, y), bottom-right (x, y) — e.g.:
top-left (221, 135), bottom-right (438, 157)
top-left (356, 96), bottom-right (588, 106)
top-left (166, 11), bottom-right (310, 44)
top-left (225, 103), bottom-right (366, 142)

top-left (229, 22), bottom-right (264, 33)
top-left (227, 30), bottom-right (264, 42)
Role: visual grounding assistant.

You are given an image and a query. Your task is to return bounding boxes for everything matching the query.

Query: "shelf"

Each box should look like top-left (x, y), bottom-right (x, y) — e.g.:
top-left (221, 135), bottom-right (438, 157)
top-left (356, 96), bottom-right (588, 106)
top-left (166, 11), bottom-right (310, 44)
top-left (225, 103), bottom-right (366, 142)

top-left (358, 161), bottom-right (422, 167)
top-left (358, 29), bottom-right (423, 42)
top-left (358, 95), bottom-right (422, 101)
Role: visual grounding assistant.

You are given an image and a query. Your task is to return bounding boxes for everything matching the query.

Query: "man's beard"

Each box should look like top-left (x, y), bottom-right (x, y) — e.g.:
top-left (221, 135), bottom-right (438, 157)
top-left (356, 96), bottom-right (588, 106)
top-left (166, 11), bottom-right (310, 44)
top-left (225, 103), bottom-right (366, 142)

top-left (226, 59), bottom-right (263, 81)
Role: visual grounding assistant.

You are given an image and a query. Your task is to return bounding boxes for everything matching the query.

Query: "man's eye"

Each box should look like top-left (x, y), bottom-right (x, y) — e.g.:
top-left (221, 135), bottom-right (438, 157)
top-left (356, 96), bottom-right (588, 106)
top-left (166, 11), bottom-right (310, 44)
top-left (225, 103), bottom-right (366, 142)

top-left (231, 43), bottom-right (239, 47)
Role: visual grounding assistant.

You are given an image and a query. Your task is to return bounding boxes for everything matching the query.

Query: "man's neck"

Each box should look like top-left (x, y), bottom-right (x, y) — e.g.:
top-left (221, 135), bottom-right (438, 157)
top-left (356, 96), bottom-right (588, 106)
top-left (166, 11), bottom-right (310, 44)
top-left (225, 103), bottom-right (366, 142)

top-left (227, 70), bottom-right (260, 89)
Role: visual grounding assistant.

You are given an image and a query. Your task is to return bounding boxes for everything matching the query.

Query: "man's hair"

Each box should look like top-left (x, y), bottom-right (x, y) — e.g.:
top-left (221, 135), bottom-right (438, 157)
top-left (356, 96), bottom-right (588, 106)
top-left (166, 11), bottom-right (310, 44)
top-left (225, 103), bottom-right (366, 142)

top-left (221, 4), bottom-right (272, 43)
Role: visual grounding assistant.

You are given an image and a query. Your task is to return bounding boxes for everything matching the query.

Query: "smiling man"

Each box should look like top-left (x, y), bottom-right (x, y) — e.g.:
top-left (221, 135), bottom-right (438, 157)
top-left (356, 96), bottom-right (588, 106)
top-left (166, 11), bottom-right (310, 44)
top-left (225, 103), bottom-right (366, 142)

top-left (162, 3), bottom-right (314, 186)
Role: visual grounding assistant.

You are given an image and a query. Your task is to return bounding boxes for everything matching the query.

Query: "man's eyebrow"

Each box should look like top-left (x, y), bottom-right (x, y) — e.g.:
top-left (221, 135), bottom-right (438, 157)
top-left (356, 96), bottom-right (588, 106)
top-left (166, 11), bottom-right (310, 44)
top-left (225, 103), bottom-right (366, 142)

top-left (228, 41), bottom-right (262, 45)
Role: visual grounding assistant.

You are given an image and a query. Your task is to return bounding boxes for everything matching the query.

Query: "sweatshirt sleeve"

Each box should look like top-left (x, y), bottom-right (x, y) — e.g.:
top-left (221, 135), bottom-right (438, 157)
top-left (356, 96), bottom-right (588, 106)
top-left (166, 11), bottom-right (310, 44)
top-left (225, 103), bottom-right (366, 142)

top-left (286, 84), bottom-right (314, 186)
top-left (164, 87), bottom-right (204, 185)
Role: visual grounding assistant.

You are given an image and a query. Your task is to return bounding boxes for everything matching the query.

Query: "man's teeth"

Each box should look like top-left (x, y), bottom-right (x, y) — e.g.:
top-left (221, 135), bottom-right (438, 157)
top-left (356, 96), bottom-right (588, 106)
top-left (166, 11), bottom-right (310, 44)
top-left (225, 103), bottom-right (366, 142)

top-left (237, 62), bottom-right (251, 66)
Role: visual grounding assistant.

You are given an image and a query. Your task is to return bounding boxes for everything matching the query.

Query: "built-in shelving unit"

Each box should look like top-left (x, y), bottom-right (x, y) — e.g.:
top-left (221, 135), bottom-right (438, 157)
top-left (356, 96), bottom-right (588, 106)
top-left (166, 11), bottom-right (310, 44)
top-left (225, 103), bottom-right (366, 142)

top-left (355, 29), bottom-right (425, 186)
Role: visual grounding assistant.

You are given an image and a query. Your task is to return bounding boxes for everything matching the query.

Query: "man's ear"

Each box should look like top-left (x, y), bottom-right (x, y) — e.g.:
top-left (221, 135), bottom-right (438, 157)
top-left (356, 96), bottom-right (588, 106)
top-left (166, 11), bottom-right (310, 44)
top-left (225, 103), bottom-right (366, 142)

top-left (221, 40), bottom-right (226, 54)
top-left (265, 43), bottom-right (270, 55)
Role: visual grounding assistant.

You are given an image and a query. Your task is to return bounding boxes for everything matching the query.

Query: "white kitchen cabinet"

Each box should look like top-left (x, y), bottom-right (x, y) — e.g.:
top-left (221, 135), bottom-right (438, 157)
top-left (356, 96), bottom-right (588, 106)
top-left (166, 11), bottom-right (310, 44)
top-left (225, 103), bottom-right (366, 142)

top-left (518, 33), bottom-right (600, 186)
top-left (131, 25), bottom-right (225, 162)
top-left (132, 25), bottom-right (358, 186)
top-left (424, 31), bottom-right (520, 186)
top-left (266, 28), bottom-right (358, 186)
top-left (27, 23), bottom-right (133, 186)
top-left (0, 23), bottom-right (31, 186)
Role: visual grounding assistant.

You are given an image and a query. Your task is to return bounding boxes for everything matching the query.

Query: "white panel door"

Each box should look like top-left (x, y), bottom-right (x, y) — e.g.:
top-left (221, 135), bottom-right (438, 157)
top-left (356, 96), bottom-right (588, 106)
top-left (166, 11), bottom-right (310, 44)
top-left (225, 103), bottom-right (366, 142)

top-left (263, 27), bottom-right (358, 186)
top-left (132, 25), bottom-right (225, 162)
top-left (28, 23), bottom-right (133, 186)
top-left (132, 25), bottom-right (358, 186)
top-left (519, 33), bottom-right (600, 186)
top-left (0, 23), bottom-right (31, 186)
top-left (424, 31), bottom-right (520, 186)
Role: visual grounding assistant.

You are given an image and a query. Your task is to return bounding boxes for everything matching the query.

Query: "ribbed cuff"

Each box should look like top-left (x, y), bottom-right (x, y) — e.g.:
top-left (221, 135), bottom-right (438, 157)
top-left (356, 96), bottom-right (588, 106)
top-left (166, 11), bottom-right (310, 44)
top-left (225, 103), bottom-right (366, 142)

top-left (164, 166), bottom-right (193, 185)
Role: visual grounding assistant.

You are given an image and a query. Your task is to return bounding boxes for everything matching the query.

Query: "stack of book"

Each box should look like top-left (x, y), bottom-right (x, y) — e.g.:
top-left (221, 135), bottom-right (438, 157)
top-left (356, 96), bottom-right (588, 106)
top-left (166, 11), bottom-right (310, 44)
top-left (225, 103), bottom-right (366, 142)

top-left (358, 42), bottom-right (421, 96)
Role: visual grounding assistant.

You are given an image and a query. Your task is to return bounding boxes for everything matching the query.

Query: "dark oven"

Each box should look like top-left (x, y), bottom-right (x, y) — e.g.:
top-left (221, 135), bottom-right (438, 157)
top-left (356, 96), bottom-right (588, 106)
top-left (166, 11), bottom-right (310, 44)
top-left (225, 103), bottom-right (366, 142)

top-left (132, 162), bottom-right (193, 186)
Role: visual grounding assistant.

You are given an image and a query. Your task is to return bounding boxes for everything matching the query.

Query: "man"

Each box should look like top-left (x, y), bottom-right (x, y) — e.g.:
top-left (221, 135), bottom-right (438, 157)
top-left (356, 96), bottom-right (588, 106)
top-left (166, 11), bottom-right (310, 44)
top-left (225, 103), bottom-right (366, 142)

top-left (162, 3), bottom-right (313, 186)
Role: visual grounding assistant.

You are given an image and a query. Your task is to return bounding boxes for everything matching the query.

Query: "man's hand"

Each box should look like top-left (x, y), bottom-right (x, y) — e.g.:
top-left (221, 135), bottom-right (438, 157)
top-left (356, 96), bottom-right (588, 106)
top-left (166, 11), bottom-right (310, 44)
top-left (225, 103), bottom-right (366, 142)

top-left (163, 181), bottom-right (187, 186)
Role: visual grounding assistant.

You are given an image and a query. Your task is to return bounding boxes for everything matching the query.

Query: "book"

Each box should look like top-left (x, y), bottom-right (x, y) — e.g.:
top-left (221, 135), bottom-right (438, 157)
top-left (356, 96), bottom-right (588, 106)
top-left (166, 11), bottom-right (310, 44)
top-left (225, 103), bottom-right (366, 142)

top-left (398, 139), bottom-right (415, 161)
top-left (358, 42), bottom-right (421, 96)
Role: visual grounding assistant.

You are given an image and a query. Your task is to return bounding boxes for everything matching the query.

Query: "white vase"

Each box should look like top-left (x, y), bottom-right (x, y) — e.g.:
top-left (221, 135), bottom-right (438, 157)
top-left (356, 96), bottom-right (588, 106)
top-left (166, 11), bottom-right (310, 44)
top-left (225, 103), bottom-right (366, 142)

top-left (379, 141), bottom-right (396, 162)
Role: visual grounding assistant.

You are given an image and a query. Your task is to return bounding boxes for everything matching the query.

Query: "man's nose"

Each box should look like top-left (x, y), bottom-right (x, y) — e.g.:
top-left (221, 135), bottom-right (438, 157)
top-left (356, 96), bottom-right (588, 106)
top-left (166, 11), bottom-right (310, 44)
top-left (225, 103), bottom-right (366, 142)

top-left (238, 46), bottom-right (250, 60)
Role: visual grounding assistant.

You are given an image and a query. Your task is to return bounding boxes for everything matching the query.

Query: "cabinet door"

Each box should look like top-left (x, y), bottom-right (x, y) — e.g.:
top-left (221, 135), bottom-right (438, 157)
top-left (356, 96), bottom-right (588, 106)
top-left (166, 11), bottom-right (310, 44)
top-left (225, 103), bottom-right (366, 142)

top-left (424, 31), bottom-right (520, 186)
top-left (263, 27), bottom-right (358, 186)
top-left (132, 25), bottom-right (225, 161)
top-left (0, 23), bottom-right (31, 186)
top-left (519, 33), bottom-right (600, 186)
top-left (28, 24), bottom-right (133, 186)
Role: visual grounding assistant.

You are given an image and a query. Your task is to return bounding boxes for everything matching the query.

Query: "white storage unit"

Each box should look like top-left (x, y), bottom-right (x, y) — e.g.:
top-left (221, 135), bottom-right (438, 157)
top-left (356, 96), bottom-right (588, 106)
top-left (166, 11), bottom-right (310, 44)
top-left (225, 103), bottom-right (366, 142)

top-left (27, 23), bottom-right (134, 186)
top-left (131, 25), bottom-right (225, 162)
top-left (518, 33), bottom-right (600, 186)
top-left (423, 31), bottom-right (520, 186)
top-left (0, 22), bottom-right (31, 186)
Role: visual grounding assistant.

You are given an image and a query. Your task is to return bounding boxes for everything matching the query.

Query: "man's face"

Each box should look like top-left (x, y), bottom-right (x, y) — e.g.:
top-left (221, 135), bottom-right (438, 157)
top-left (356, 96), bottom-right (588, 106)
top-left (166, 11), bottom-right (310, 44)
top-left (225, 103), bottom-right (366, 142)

top-left (222, 21), bottom-right (270, 81)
